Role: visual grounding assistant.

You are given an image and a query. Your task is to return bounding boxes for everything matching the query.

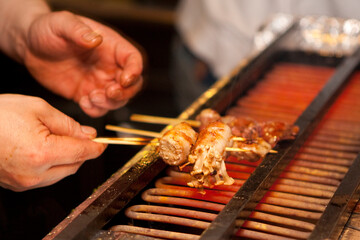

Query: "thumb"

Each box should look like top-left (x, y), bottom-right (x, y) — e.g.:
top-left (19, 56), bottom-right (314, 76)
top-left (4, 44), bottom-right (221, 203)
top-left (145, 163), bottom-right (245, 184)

top-left (35, 101), bottom-right (107, 167)
top-left (55, 11), bottom-right (103, 49)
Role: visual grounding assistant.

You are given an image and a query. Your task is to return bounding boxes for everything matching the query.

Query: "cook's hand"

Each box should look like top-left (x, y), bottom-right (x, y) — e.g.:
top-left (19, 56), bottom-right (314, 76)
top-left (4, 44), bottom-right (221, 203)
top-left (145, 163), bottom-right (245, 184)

top-left (23, 11), bottom-right (143, 117)
top-left (0, 94), bottom-right (107, 192)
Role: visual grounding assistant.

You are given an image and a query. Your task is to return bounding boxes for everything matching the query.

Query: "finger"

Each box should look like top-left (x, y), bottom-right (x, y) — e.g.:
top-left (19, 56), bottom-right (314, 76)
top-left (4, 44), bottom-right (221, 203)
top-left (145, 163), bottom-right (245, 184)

top-left (89, 89), bottom-right (128, 110)
top-left (79, 95), bottom-right (108, 117)
top-left (106, 76), bottom-right (143, 101)
top-left (80, 76), bottom-right (141, 116)
top-left (79, 95), bottom-right (109, 117)
top-left (79, 95), bottom-right (95, 112)
top-left (52, 11), bottom-right (103, 49)
top-left (115, 48), bottom-right (143, 87)
top-left (44, 134), bottom-right (106, 166)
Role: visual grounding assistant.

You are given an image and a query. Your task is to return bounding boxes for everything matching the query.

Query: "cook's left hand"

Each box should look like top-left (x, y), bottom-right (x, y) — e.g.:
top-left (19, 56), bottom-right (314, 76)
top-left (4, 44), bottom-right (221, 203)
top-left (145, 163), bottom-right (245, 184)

top-left (23, 11), bottom-right (143, 117)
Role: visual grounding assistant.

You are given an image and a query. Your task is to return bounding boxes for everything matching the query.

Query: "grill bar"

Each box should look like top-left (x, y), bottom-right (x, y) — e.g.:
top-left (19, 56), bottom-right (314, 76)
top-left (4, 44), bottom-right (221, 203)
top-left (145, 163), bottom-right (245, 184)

top-left (308, 154), bottom-right (360, 239)
top-left (199, 48), bottom-right (360, 240)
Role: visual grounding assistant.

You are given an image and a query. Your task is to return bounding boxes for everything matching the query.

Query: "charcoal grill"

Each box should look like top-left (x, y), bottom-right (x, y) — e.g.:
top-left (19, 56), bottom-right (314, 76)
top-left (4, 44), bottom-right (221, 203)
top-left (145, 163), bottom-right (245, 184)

top-left (44, 15), bottom-right (360, 240)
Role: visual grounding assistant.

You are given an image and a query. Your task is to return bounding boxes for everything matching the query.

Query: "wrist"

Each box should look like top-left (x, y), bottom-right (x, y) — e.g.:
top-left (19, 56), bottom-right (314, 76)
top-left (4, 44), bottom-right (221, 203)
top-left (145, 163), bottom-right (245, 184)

top-left (0, 0), bottom-right (50, 63)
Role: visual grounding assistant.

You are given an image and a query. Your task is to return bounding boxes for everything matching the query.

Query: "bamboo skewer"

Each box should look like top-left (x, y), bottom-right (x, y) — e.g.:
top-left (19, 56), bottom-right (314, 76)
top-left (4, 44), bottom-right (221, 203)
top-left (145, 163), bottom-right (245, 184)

top-left (93, 137), bottom-right (156, 145)
top-left (95, 137), bottom-right (154, 142)
top-left (93, 137), bottom-right (260, 153)
top-left (93, 138), bottom-right (151, 145)
top-left (105, 124), bottom-right (162, 138)
top-left (233, 137), bottom-right (248, 141)
top-left (130, 114), bottom-right (201, 128)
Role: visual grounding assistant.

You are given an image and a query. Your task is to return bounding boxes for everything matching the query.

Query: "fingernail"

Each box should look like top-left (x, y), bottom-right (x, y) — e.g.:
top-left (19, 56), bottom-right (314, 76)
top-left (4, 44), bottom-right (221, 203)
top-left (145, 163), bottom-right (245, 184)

top-left (81, 126), bottom-right (97, 138)
top-left (109, 88), bottom-right (122, 99)
top-left (121, 75), bottom-right (137, 87)
top-left (82, 31), bottom-right (101, 43)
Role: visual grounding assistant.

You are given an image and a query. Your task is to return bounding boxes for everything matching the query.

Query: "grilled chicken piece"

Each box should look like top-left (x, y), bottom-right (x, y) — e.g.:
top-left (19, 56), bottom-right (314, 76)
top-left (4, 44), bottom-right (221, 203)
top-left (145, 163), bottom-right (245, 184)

top-left (226, 116), bottom-right (299, 147)
top-left (195, 108), bottom-right (221, 131)
top-left (159, 122), bottom-right (198, 166)
top-left (195, 108), bottom-right (299, 162)
top-left (187, 121), bottom-right (234, 189)
top-left (230, 138), bottom-right (272, 162)
top-left (197, 108), bottom-right (298, 143)
top-left (258, 121), bottom-right (299, 147)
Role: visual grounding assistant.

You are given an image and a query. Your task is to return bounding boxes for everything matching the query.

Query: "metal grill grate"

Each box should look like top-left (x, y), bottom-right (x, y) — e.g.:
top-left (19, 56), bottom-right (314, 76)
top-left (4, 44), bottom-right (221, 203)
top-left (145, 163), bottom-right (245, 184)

top-left (108, 62), bottom-right (360, 239)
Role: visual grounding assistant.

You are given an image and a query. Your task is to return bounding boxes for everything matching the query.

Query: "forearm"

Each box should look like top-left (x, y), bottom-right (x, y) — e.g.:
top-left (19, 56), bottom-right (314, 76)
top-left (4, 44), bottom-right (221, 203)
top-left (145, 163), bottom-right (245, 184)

top-left (0, 0), bottom-right (50, 63)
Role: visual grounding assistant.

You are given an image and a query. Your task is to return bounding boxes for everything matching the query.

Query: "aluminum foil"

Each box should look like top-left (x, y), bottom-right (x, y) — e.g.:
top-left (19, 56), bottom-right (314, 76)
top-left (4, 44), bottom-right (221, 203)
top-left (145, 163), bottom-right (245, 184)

top-left (299, 16), bottom-right (360, 56)
top-left (254, 14), bottom-right (360, 56)
top-left (253, 13), bottom-right (295, 52)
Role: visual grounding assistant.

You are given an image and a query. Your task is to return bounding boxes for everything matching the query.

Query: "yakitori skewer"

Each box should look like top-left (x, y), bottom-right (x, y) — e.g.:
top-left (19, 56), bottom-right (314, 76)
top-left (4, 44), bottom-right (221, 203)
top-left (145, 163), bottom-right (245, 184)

top-left (100, 124), bottom-right (277, 153)
top-left (93, 137), bottom-right (257, 152)
top-left (130, 114), bottom-right (250, 141)
top-left (129, 111), bottom-right (299, 147)
top-left (98, 122), bottom-right (280, 190)
top-left (94, 128), bottom-right (255, 153)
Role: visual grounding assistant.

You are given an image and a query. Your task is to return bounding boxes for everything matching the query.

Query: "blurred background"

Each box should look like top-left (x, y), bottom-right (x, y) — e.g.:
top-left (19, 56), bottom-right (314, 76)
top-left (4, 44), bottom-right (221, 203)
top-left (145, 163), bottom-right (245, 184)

top-left (0, 1), bottom-right (181, 239)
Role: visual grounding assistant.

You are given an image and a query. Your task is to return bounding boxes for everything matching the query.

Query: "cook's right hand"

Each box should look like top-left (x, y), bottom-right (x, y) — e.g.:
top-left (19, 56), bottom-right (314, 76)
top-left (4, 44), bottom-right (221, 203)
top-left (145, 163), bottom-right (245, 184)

top-left (0, 94), bottom-right (107, 191)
